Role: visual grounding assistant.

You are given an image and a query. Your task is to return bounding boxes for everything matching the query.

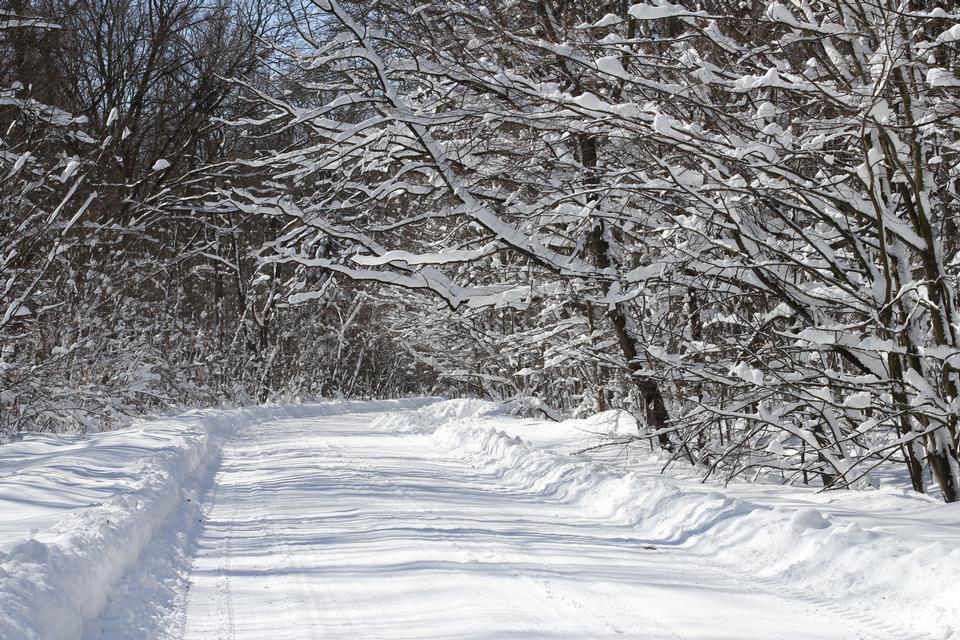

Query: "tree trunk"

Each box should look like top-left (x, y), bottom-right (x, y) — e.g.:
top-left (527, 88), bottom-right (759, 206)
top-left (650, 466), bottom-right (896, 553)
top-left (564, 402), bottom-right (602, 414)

top-left (581, 134), bottom-right (671, 448)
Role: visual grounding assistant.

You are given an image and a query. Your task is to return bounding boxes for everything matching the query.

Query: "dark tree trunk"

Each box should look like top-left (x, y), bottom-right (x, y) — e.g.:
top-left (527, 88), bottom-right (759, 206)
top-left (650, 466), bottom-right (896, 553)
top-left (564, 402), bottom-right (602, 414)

top-left (581, 135), bottom-right (671, 449)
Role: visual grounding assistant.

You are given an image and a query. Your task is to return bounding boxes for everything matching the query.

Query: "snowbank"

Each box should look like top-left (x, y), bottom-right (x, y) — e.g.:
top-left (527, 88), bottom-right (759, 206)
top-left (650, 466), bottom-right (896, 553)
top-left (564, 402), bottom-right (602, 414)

top-left (414, 400), bottom-right (960, 639)
top-left (0, 399), bottom-right (429, 640)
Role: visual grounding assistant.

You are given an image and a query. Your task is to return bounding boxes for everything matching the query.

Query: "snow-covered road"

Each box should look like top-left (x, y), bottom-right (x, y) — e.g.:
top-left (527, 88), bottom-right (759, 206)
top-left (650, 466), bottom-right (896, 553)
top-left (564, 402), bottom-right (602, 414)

top-left (147, 411), bottom-right (886, 639)
top-left (7, 400), bottom-right (952, 640)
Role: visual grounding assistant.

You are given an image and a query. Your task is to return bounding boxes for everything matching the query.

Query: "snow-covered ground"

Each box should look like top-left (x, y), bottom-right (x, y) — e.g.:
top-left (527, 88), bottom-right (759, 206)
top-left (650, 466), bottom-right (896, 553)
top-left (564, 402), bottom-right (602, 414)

top-left (0, 400), bottom-right (428, 640)
top-left (1, 399), bottom-right (958, 639)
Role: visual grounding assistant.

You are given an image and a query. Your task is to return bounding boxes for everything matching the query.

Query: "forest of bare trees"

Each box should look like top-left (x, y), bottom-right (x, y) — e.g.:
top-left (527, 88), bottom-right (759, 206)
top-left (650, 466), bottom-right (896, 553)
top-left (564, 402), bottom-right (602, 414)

top-left (0, 0), bottom-right (432, 436)
top-left (4, 0), bottom-right (960, 502)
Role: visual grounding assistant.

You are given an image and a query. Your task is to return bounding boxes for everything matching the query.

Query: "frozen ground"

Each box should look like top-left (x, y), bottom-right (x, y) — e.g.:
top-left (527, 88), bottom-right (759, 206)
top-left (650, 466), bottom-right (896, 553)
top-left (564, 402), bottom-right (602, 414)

top-left (1, 399), bottom-right (958, 639)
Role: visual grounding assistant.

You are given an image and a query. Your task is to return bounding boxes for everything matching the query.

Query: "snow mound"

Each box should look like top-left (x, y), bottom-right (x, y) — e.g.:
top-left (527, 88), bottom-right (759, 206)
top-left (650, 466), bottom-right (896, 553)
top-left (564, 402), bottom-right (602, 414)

top-left (0, 421), bottom-right (213, 640)
top-left (790, 507), bottom-right (831, 530)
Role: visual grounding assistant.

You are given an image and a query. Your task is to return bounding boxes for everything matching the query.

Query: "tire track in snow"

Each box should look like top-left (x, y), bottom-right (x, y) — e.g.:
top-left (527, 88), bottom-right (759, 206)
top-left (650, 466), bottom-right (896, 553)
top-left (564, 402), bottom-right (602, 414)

top-left (208, 440), bottom-right (239, 640)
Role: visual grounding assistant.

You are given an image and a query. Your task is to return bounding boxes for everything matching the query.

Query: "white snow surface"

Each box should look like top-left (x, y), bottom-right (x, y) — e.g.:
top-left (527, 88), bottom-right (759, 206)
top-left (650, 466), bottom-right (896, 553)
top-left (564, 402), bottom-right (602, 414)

top-left (1, 399), bottom-right (958, 639)
top-left (0, 400), bottom-right (428, 640)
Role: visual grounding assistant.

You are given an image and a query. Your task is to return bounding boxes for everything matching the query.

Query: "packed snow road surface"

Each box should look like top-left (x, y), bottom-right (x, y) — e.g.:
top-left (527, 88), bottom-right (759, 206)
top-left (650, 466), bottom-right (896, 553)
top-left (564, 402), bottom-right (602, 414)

top-left (148, 410), bottom-right (896, 639)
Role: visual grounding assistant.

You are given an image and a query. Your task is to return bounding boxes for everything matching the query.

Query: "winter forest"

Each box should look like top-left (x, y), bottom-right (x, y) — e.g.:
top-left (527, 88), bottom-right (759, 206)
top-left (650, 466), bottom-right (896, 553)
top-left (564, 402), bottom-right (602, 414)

top-left (5, 0), bottom-right (960, 506)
